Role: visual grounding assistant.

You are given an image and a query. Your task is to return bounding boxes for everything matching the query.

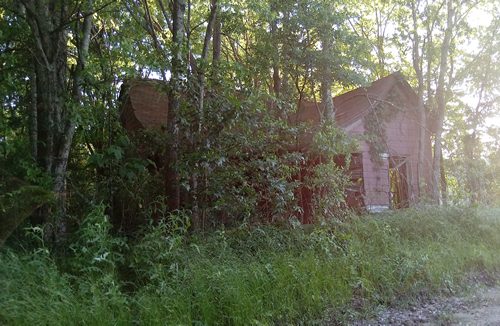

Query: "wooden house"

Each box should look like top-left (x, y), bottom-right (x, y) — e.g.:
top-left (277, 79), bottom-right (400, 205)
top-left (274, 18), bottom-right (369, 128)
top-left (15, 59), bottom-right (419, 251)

top-left (295, 72), bottom-right (432, 214)
top-left (120, 72), bottom-right (432, 220)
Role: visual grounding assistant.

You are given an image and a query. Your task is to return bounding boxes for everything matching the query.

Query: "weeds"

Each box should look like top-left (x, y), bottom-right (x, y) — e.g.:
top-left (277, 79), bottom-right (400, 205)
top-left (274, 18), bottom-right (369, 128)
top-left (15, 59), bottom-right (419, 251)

top-left (1, 207), bottom-right (499, 325)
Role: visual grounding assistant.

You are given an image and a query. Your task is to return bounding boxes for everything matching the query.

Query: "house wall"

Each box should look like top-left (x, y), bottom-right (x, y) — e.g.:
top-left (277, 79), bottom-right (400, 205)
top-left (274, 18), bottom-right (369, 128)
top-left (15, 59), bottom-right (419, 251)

top-left (121, 75), bottom-right (429, 221)
top-left (343, 119), bottom-right (389, 211)
top-left (345, 103), bottom-right (421, 212)
top-left (385, 107), bottom-right (420, 204)
top-left (120, 81), bottom-right (169, 131)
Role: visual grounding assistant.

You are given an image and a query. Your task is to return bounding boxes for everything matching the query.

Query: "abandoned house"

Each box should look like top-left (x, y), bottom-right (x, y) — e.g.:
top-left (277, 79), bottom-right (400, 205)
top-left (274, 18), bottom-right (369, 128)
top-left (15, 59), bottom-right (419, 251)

top-left (120, 72), bottom-right (432, 219)
top-left (295, 72), bottom-right (432, 215)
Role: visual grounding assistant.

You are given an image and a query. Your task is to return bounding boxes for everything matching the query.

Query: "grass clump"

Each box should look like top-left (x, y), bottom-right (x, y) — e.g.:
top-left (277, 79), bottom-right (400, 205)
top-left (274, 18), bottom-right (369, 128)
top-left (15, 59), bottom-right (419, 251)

top-left (1, 207), bottom-right (499, 324)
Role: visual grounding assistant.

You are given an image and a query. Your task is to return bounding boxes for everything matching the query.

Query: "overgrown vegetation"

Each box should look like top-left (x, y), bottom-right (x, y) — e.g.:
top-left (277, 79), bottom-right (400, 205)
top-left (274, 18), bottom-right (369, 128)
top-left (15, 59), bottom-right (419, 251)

top-left (1, 0), bottom-right (498, 238)
top-left (0, 0), bottom-right (499, 323)
top-left (1, 207), bottom-right (499, 324)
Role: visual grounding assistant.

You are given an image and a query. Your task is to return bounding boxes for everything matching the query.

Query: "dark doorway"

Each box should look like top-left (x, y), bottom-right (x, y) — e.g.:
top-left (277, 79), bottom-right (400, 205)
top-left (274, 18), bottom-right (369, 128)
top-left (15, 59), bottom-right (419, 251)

top-left (334, 153), bottom-right (365, 210)
top-left (389, 156), bottom-right (409, 209)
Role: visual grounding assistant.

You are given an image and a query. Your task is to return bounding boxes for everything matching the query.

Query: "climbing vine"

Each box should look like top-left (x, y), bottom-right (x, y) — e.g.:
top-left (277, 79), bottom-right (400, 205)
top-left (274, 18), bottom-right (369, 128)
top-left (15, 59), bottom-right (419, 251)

top-left (363, 89), bottom-right (405, 165)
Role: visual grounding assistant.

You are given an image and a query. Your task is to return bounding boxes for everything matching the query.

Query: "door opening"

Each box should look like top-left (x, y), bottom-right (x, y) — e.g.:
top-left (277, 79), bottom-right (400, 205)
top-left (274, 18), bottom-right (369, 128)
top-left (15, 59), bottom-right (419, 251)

top-left (389, 156), bottom-right (409, 209)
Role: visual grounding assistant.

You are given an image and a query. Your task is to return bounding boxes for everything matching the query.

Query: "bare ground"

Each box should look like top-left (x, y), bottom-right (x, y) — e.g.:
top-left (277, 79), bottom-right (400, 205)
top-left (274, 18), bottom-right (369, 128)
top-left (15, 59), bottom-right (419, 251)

top-left (450, 286), bottom-right (500, 326)
top-left (351, 283), bottom-right (500, 325)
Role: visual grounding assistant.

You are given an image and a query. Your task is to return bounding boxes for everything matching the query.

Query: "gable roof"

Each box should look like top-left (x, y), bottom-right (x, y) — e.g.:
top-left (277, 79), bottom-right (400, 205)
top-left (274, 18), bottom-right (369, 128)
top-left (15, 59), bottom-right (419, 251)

top-left (120, 72), bottom-right (420, 134)
top-left (295, 72), bottom-right (419, 130)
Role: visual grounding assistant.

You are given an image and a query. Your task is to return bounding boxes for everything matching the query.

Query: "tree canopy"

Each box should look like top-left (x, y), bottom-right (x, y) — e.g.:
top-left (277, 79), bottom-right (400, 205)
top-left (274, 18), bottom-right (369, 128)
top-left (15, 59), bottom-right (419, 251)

top-left (0, 0), bottom-right (499, 242)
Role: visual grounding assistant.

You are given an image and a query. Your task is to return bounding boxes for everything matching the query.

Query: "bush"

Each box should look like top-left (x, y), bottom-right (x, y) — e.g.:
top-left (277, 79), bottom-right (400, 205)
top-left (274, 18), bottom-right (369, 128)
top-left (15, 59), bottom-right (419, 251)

top-left (1, 207), bottom-right (500, 324)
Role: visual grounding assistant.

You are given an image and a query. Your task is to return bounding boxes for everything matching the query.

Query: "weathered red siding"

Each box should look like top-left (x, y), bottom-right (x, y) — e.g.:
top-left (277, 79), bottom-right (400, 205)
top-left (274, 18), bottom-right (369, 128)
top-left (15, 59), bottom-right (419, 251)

top-left (120, 80), bottom-right (169, 131)
top-left (357, 105), bottom-right (421, 210)
top-left (120, 72), bottom-right (433, 222)
top-left (295, 72), bottom-right (432, 215)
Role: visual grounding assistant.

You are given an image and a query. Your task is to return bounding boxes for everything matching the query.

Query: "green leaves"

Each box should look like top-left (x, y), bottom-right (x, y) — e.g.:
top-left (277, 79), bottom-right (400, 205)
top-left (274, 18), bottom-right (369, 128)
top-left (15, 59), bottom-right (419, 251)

top-left (69, 204), bottom-right (127, 277)
top-left (0, 181), bottom-right (53, 247)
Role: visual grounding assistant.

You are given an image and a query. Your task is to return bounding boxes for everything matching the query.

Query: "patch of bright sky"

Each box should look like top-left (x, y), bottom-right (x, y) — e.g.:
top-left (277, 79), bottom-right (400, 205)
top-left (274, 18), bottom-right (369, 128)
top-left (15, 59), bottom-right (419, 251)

top-left (380, 3), bottom-right (498, 145)
top-left (465, 6), bottom-right (499, 142)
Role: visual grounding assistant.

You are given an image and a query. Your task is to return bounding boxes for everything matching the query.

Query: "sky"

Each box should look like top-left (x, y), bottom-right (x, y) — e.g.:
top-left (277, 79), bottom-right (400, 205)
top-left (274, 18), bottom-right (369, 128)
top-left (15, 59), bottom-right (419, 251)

top-left (465, 6), bottom-right (499, 141)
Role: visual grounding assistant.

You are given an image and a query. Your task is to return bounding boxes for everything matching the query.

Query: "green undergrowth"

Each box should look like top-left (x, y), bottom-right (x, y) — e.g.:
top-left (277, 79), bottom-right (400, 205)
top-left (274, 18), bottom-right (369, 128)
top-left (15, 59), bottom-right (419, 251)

top-left (1, 207), bottom-right (500, 325)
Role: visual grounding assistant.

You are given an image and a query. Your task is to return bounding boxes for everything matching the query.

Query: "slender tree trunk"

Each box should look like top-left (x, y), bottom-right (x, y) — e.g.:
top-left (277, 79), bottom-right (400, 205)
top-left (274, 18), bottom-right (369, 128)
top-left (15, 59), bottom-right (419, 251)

top-left (51, 0), bottom-right (93, 222)
top-left (192, 0), bottom-right (217, 230)
top-left (272, 65), bottom-right (281, 96)
top-left (425, 19), bottom-right (434, 104)
top-left (432, 0), bottom-right (453, 204)
top-left (410, 0), bottom-right (429, 198)
top-left (198, 0), bottom-right (217, 133)
top-left (440, 148), bottom-right (447, 205)
top-left (320, 32), bottom-right (334, 122)
top-left (166, 0), bottom-right (186, 211)
top-left (212, 10), bottom-right (221, 68)
top-left (270, 11), bottom-right (281, 97)
top-left (465, 76), bottom-right (486, 205)
top-left (29, 68), bottom-right (37, 159)
top-left (321, 82), bottom-right (334, 122)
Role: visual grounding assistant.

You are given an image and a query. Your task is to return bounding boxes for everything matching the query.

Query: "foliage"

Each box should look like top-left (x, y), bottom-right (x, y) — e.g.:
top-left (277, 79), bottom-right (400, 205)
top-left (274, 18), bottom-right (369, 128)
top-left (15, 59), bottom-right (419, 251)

top-left (191, 91), bottom-right (306, 225)
top-left (1, 208), bottom-right (500, 324)
top-left (0, 0), bottom-right (499, 322)
top-left (305, 123), bottom-right (358, 220)
top-left (0, 0), bottom-right (497, 233)
top-left (68, 205), bottom-right (126, 279)
top-left (0, 176), bottom-right (53, 247)
top-left (363, 89), bottom-right (404, 165)
top-left (129, 208), bottom-right (190, 287)
top-left (87, 133), bottom-right (162, 232)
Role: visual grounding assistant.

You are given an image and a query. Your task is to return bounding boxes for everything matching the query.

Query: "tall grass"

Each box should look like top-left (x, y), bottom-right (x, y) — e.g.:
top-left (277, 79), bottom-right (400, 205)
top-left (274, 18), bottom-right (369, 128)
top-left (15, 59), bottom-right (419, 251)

top-left (1, 207), bottom-right (499, 325)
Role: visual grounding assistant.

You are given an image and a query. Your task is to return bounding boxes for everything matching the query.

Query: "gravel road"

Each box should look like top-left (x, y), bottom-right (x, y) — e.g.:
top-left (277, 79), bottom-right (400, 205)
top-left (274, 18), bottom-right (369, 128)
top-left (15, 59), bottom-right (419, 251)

top-left (351, 285), bottom-right (500, 325)
top-left (450, 286), bottom-right (500, 325)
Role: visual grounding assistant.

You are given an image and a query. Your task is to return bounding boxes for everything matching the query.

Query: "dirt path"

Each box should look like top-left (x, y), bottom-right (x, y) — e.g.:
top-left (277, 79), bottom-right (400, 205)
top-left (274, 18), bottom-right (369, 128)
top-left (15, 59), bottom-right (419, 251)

top-left (352, 284), bottom-right (500, 325)
top-left (450, 286), bottom-right (500, 325)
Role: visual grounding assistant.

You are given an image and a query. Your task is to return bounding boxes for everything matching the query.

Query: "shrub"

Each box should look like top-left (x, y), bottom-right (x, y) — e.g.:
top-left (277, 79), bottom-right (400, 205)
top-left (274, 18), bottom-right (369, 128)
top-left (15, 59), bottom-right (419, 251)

top-left (2, 207), bottom-right (500, 324)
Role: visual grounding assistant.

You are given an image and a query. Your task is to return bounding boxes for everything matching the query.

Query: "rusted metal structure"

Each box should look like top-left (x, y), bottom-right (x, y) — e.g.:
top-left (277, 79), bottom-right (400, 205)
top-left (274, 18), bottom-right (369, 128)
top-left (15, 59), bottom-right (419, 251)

top-left (120, 72), bottom-right (432, 219)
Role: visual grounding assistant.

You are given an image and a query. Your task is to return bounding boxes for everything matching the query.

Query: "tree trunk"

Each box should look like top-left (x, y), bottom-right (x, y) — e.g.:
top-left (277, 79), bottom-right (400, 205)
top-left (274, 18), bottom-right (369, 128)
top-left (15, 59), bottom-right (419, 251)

top-left (270, 10), bottom-right (281, 97)
top-left (440, 148), bottom-right (447, 205)
top-left (198, 0), bottom-right (217, 133)
top-left (212, 10), bottom-right (222, 68)
top-left (192, 0), bottom-right (217, 230)
top-left (166, 0), bottom-right (186, 212)
top-left (320, 33), bottom-right (335, 122)
top-left (20, 0), bottom-right (94, 239)
top-left (410, 0), bottom-right (430, 198)
top-left (432, 0), bottom-right (453, 204)
top-left (29, 68), bottom-right (37, 159)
